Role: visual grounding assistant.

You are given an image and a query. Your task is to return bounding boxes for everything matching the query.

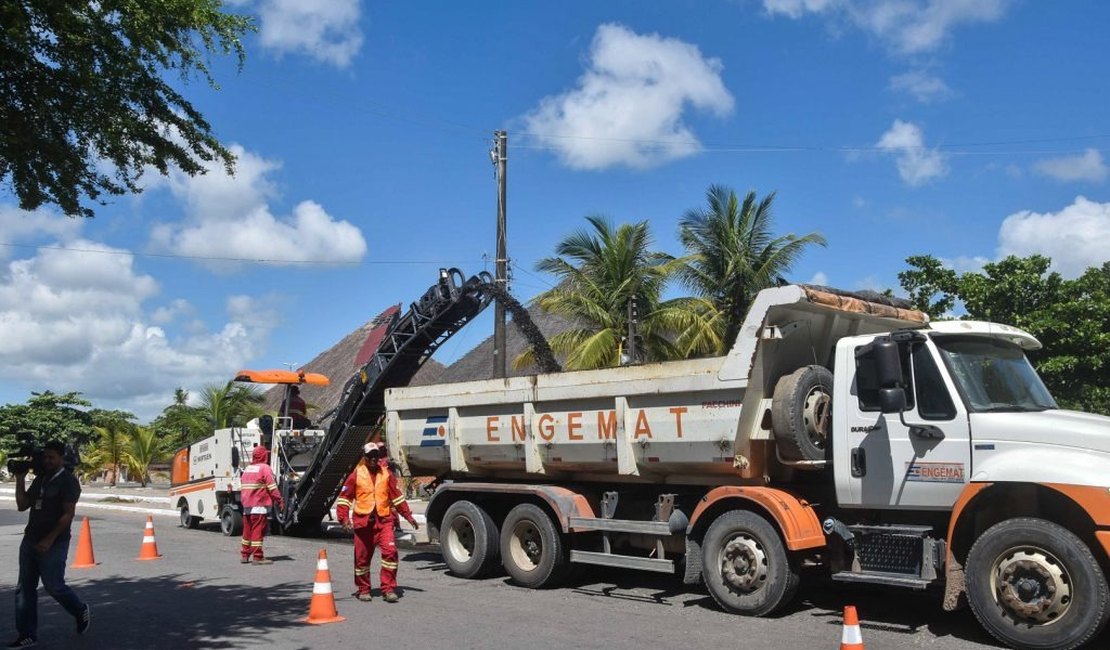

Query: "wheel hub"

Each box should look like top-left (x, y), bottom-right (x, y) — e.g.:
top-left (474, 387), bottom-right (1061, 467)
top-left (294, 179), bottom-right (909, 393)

top-left (720, 534), bottom-right (768, 593)
top-left (802, 388), bottom-right (831, 450)
top-left (448, 517), bottom-right (475, 560)
top-left (993, 549), bottom-right (1071, 624)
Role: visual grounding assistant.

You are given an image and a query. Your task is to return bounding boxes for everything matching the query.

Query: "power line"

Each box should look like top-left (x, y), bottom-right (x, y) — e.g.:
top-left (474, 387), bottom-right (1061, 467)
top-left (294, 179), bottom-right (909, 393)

top-left (0, 242), bottom-right (482, 266)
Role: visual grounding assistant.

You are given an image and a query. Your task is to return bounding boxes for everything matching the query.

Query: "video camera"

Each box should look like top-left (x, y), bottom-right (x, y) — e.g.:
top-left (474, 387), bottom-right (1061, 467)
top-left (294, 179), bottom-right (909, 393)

top-left (6, 445), bottom-right (45, 477)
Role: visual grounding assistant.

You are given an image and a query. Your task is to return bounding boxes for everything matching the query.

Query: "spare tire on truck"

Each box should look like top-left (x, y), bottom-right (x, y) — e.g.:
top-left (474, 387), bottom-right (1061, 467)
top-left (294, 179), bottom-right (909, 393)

top-left (772, 365), bottom-right (833, 463)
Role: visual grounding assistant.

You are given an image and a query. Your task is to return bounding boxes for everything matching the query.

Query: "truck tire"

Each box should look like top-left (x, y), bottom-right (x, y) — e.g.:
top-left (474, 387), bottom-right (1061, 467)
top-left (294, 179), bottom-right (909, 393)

top-left (440, 500), bottom-right (500, 579)
top-left (965, 518), bottom-right (1110, 650)
top-left (702, 510), bottom-right (799, 616)
top-left (179, 504), bottom-right (200, 530)
top-left (772, 365), bottom-right (833, 462)
top-left (500, 503), bottom-right (567, 588)
top-left (221, 507), bottom-right (243, 537)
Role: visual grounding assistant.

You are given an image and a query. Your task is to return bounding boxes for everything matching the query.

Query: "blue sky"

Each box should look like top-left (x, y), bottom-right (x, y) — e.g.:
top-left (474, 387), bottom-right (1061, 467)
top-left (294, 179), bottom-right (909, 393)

top-left (2, 0), bottom-right (1109, 419)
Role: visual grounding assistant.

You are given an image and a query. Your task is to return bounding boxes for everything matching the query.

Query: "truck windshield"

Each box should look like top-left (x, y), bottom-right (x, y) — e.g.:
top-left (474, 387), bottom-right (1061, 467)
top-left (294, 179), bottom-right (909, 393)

top-left (932, 336), bottom-right (1057, 413)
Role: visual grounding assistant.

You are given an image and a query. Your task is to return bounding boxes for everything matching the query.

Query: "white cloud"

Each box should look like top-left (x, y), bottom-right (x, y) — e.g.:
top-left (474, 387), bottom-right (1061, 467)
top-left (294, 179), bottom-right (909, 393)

top-left (997, 196), bottom-right (1110, 277)
top-left (255, 0), bottom-right (363, 67)
top-left (1033, 149), bottom-right (1108, 184)
top-left (148, 145), bottom-right (367, 267)
top-left (939, 255), bottom-right (990, 274)
top-left (808, 271), bottom-right (830, 285)
top-left (521, 23), bottom-right (734, 170)
top-left (876, 119), bottom-right (947, 186)
top-left (0, 241), bottom-right (279, 418)
top-left (0, 239), bottom-right (281, 414)
top-left (763, 0), bottom-right (1010, 54)
top-left (889, 70), bottom-right (952, 102)
top-left (0, 207), bottom-right (83, 259)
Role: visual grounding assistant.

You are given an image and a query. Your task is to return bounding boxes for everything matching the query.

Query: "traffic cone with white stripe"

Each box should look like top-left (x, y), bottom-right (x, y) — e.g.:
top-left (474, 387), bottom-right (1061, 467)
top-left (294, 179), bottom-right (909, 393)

top-left (840, 605), bottom-right (865, 650)
top-left (137, 515), bottom-right (162, 560)
top-left (304, 548), bottom-right (345, 625)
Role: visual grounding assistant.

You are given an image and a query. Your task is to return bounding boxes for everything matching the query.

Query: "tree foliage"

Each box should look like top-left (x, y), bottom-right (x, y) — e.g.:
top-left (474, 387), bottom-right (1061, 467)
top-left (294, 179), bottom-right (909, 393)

top-left (0, 391), bottom-right (94, 453)
top-left (898, 255), bottom-right (1110, 414)
top-left (149, 387), bottom-right (209, 449)
top-left (0, 0), bottom-right (254, 217)
top-left (678, 186), bottom-right (827, 353)
top-left (200, 381), bottom-right (264, 429)
top-left (122, 426), bottom-right (163, 487)
top-left (517, 216), bottom-right (694, 370)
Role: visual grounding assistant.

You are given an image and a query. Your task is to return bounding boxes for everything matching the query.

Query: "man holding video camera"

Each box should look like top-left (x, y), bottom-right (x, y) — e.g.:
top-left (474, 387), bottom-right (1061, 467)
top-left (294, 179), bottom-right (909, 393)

top-left (8, 441), bottom-right (90, 648)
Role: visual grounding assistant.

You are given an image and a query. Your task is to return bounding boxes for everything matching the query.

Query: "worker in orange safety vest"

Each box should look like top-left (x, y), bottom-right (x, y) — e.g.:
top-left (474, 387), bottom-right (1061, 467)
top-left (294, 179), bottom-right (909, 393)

top-left (336, 442), bottom-right (418, 602)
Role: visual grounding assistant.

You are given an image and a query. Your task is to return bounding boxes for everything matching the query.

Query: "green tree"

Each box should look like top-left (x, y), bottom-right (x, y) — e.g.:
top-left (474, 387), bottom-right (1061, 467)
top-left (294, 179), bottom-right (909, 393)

top-left (678, 186), bottom-right (827, 353)
top-left (86, 423), bottom-right (132, 486)
top-left (516, 216), bottom-right (693, 370)
top-left (1, 1), bottom-right (254, 217)
top-left (150, 388), bottom-right (209, 449)
top-left (898, 255), bottom-right (1110, 414)
top-left (0, 391), bottom-right (94, 454)
top-left (200, 381), bottom-right (264, 429)
top-left (122, 426), bottom-right (163, 487)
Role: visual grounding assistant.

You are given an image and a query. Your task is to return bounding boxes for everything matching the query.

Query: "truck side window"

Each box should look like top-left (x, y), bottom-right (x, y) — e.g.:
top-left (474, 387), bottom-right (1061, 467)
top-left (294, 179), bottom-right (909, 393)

top-left (911, 343), bottom-right (957, 420)
top-left (855, 345), bottom-right (915, 412)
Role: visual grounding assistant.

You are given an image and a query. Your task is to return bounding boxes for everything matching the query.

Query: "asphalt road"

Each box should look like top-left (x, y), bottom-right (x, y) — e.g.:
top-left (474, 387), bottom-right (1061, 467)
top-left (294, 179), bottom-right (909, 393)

top-left (0, 505), bottom-right (1020, 649)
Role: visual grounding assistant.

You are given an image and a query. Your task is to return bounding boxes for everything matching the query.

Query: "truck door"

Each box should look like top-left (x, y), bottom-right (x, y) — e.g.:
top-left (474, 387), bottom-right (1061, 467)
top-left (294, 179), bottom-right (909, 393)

top-left (842, 338), bottom-right (970, 509)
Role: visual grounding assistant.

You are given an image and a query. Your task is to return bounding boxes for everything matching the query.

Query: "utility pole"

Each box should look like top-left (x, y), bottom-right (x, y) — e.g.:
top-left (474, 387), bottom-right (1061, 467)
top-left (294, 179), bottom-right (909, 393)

top-left (492, 130), bottom-right (508, 378)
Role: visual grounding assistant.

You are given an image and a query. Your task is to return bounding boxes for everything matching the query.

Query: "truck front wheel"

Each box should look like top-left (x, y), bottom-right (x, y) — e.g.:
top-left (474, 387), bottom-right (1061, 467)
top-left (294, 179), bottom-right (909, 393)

top-left (440, 500), bottom-right (500, 578)
top-left (500, 503), bottom-right (567, 588)
top-left (702, 510), bottom-right (799, 616)
top-left (966, 518), bottom-right (1109, 650)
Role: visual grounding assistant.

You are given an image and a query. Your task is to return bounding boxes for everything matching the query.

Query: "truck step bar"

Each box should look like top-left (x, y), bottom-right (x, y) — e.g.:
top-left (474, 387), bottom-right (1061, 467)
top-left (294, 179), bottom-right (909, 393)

top-left (280, 269), bottom-right (494, 529)
top-left (830, 571), bottom-right (933, 590)
top-left (568, 516), bottom-right (674, 536)
top-left (570, 550), bottom-right (675, 574)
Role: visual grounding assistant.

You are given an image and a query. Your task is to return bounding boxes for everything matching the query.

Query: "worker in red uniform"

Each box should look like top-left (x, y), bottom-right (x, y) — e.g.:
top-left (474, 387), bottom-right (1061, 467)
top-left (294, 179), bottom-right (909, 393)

top-left (336, 442), bottom-right (419, 602)
top-left (239, 445), bottom-right (284, 565)
top-left (287, 385), bottom-right (311, 429)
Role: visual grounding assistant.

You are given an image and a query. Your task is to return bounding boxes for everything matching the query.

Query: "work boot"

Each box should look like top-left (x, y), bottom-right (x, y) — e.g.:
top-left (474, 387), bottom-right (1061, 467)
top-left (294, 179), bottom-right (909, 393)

top-left (5, 637), bottom-right (36, 648)
top-left (240, 557), bottom-right (251, 564)
top-left (251, 558), bottom-right (274, 565)
top-left (353, 592), bottom-right (373, 602)
top-left (382, 591), bottom-right (399, 604)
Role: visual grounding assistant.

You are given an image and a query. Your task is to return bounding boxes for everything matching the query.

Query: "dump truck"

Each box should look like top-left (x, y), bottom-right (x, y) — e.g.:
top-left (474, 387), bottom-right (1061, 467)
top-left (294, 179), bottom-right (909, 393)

top-left (386, 284), bottom-right (1110, 650)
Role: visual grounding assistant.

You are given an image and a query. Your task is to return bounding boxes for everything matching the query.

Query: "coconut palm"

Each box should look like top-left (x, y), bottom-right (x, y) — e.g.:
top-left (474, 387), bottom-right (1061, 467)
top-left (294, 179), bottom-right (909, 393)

top-left (122, 426), bottom-right (162, 487)
top-left (200, 381), bottom-right (265, 429)
top-left (516, 216), bottom-right (699, 370)
top-left (678, 185), bottom-right (827, 354)
top-left (86, 423), bottom-right (131, 486)
top-left (152, 387), bottom-right (209, 448)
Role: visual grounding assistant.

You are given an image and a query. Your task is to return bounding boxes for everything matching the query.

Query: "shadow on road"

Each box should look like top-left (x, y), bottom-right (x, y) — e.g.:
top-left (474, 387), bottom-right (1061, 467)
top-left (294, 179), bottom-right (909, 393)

top-left (13, 574), bottom-right (313, 650)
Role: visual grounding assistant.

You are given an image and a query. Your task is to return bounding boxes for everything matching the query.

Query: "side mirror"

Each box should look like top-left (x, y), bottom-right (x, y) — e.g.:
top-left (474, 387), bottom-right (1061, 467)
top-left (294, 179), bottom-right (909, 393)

top-left (873, 338), bottom-right (903, 387)
top-left (879, 387), bottom-right (907, 414)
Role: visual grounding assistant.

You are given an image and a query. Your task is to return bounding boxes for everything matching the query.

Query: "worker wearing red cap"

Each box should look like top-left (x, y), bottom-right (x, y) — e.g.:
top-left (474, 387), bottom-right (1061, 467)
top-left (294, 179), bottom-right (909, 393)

top-left (239, 445), bottom-right (284, 565)
top-left (336, 442), bottom-right (419, 602)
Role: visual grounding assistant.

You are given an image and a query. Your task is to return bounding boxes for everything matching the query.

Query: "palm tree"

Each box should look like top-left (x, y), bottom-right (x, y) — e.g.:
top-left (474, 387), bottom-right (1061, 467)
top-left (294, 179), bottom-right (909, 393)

top-left (122, 426), bottom-right (162, 488)
top-left (200, 381), bottom-right (265, 429)
top-left (678, 185), bottom-right (827, 354)
top-left (516, 216), bottom-right (696, 370)
top-left (87, 424), bottom-right (131, 486)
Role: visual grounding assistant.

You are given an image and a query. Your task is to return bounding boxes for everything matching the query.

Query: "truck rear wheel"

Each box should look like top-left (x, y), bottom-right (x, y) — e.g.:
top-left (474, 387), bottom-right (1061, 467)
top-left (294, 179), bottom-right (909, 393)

top-left (966, 518), bottom-right (1109, 650)
top-left (702, 510), bottom-right (799, 616)
top-left (772, 365), bottom-right (833, 462)
top-left (500, 503), bottom-right (567, 588)
top-left (221, 507), bottom-right (243, 537)
top-left (179, 504), bottom-right (199, 529)
top-left (440, 500), bottom-right (500, 578)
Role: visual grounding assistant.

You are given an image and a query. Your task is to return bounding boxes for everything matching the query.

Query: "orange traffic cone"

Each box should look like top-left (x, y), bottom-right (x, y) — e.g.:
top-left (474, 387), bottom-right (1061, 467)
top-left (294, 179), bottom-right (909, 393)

top-left (71, 517), bottom-right (98, 568)
top-left (840, 605), bottom-right (865, 650)
top-left (304, 549), bottom-right (345, 625)
top-left (137, 515), bottom-right (162, 560)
